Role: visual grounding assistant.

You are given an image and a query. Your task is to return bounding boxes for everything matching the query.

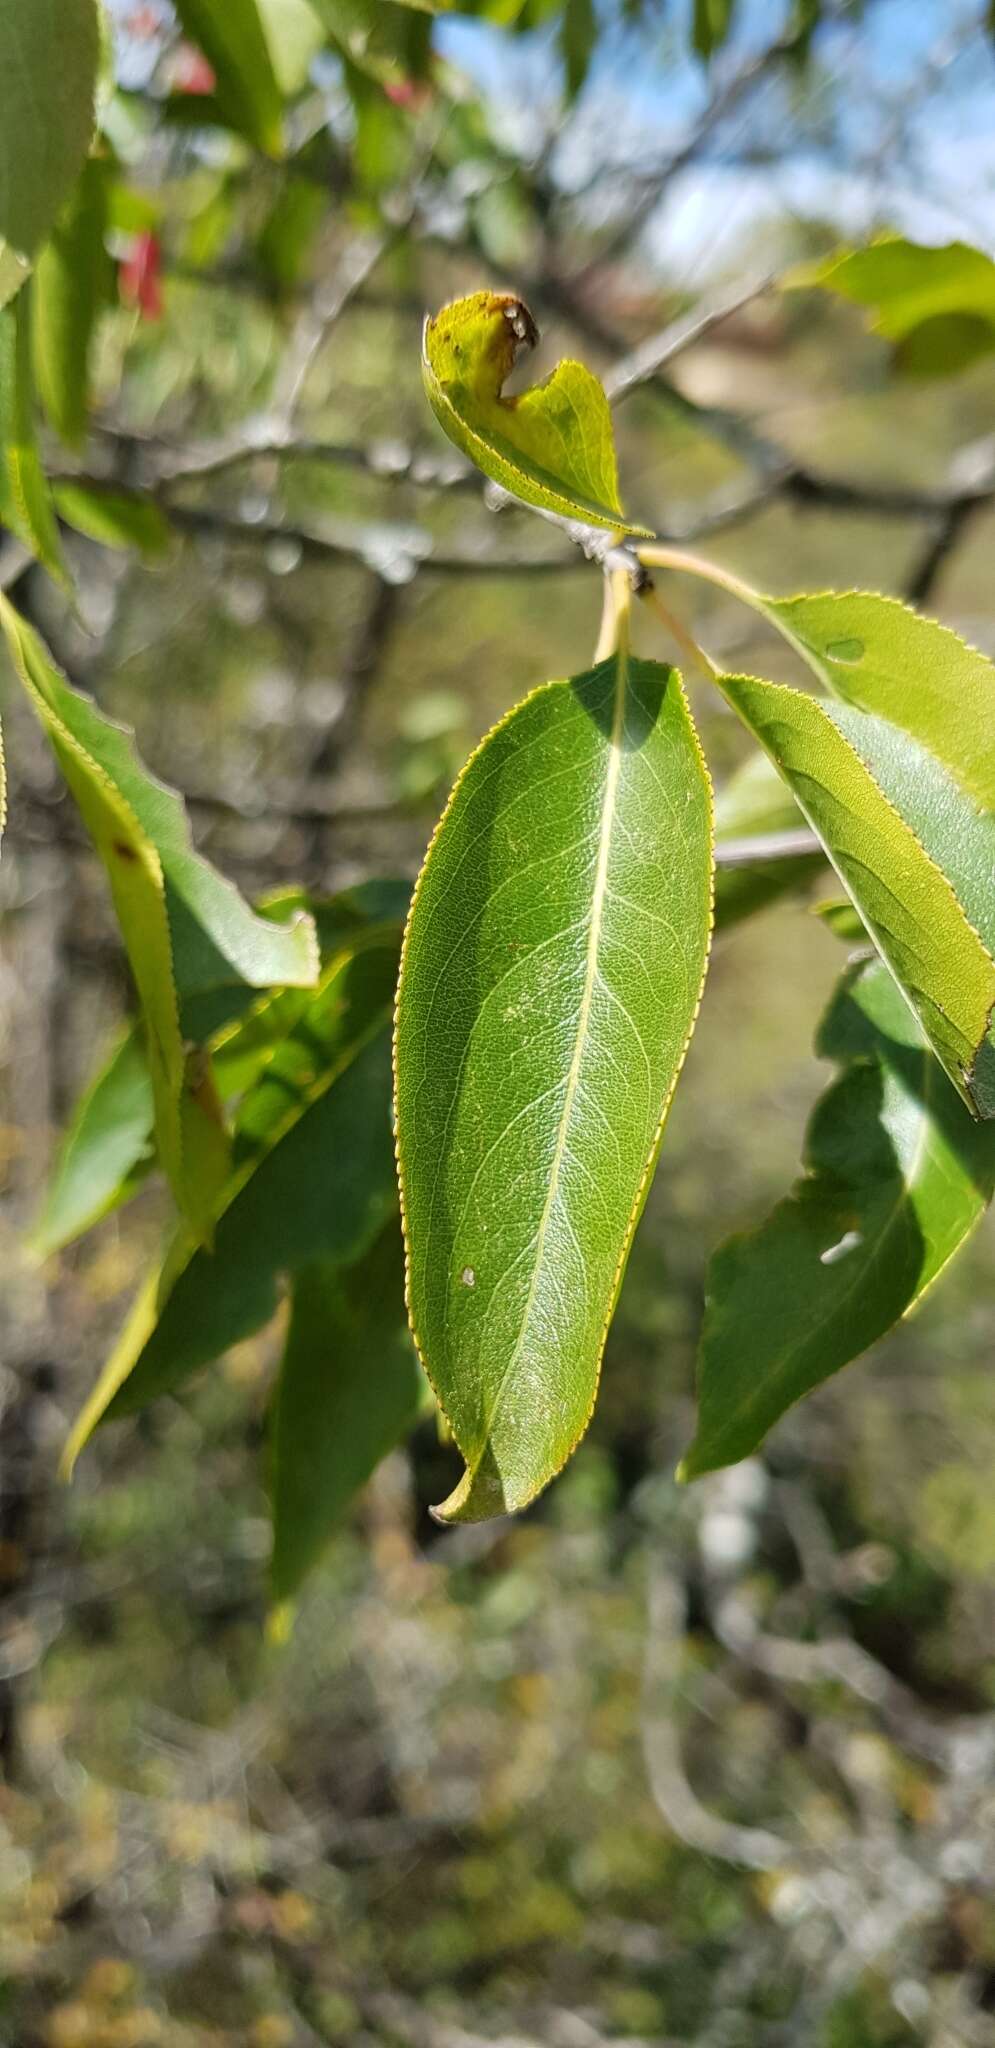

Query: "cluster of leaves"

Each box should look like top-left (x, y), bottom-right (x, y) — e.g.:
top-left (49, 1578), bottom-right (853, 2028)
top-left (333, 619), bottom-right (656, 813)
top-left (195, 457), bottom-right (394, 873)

top-left (2, 0), bottom-right (995, 1613)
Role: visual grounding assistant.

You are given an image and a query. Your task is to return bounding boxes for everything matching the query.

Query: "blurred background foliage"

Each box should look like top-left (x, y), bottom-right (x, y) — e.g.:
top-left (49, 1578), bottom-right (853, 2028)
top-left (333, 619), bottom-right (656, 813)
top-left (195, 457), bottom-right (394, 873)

top-left (3, 0), bottom-right (995, 2043)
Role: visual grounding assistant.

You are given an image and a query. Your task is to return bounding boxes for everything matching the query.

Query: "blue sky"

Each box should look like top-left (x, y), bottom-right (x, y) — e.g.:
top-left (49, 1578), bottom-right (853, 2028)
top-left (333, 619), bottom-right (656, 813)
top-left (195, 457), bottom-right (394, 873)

top-left (437, 0), bottom-right (995, 279)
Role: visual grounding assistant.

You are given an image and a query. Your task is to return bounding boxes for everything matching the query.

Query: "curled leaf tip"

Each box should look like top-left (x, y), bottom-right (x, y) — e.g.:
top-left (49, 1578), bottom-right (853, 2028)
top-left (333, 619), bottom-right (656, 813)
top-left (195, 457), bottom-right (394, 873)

top-left (421, 288), bottom-right (652, 534)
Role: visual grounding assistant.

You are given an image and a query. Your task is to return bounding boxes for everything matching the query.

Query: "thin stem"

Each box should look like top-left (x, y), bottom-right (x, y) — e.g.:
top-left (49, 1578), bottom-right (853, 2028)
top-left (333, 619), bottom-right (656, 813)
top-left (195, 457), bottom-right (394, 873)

top-left (637, 540), bottom-right (761, 614)
top-left (639, 581), bottom-right (718, 682)
top-left (594, 568), bottom-right (632, 663)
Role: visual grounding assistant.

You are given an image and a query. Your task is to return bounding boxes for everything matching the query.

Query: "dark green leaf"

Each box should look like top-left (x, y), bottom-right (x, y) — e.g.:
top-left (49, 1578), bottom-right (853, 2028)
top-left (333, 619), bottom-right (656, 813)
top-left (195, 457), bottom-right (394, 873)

top-left (173, 0), bottom-right (284, 155)
top-left (270, 1225), bottom-right (423, 1605)
top-left (53, 483), bottom-right (173, 560)
top-left (0, 0), bottom-right (101, 264)
top-left (395, 651), bottom-right (713, 1522)
top-left (63, 932), bottom-right (400, 1464)
top-left (0, 602), bottom-right (318, 1235)
top-left (33, 159), bottom-right (112, 448)
top-left (693, 0), bottom-right (735, 60)
top-left (32, 1027), bottom-right (154, 1256)
top-left (682, 955), bottom-right (995, 1478)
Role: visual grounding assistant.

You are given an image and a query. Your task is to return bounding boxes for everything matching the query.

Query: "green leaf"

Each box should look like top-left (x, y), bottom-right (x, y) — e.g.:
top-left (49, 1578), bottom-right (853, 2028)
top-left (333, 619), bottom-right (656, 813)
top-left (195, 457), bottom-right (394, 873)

top-left (762, 590), bottom-right (995, 811)
top-left (173, 0), bottom-right (284, 155)
top-left (33, 159), bottom-right (112, 448)
top-left (0, 601), bottom-right (318, 1234)
top-left (270, 1225), bottom-right (423, 1606)
top-left (693, 0), bottom-right (736, 59)
top-left (0, 289), bottom-right (69, 585)
top-left (395, 650), bottom-right (713, 1523)
top-left (52, 482), bottom-right (173, 560)
top-left (719, 674), bottom-right (995, 1118)
top-left (32, 1026), bottom-right (154, 1256)
top-left (63, 931), bottom-right (400, 1465)
top-left (713, 749), bottom-right (825, 932)
top-left (560, 0), bottom-right (596, 97)
top-left (0, 243), bottom-right (31, 313)
top-left (682, 954), bottom-right (995, 1478)
top-left (422, 291), bottom-right (651, 534)
top-left (0, 0), bottom-right (101, 265)
top-left (785, 237), bottom-right (995, 377)
top-left (256, 0), bottom-right (326, 93)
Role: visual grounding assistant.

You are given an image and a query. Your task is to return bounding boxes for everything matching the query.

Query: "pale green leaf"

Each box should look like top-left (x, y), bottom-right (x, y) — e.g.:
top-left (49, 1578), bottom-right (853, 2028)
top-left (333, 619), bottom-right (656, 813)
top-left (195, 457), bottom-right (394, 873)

top-left (763, 590), bottom-right (995, 811)
top-left (786, 237), bottom-right (995, 374)
top-left (0, 0), bottom-right (101, 264)
top-left (422, 291), bottom-right (651, 533)
top-left (256, 0), bottom-right (326, 94)
top-left (62, 932), bottom-right (400, 1467)
top-left (173, 0), bottom-right (284, 154)
top-left (33, 159), bottom-right (112, 448)
top-left (395, 651), bottom-right (713, 1523)
top-left (270, 1225), bottom-right (423, 1605)
top-left (682, 954), bottom-right (995, 1478)
top-left (719, 674), bottom-right (995, 1117)
top-left (0, 243), bottom-right (31, 312)
top-left (33, 1026), bottom-right (154, 1256)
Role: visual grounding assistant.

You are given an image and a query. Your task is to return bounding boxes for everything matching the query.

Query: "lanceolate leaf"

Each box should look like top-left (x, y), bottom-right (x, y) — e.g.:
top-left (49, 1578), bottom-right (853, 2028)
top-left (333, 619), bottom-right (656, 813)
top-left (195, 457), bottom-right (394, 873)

top-left (63, 932), bottom-right (400, 1467)
top-left (0, 602), bottom-right (318, 1233)
top-left (395, 651), bottom-right (713, 1523)
top-left (720, 675), bottom-right (995, 1118)
top-left (762, 591), bottom-right (995, 810)
top-left (682, 955), bottom-right (995, 1478)
top-left (33, 159), bottom-right (112, 449)
top-left (0, 291), bottom-right (69, 585)
top-left (422, 291), bottom-right (651, 533)
top-left (0, 0), bottom-right (101, 265)
top-left (33, 1026), bottom-right (155, 1256)
top-left (271, 1225), bottom-right (423, 1606)
top-left (173, 0), bottom-right (285, 155)
top-left (693, 0), bottom-right (735, 60)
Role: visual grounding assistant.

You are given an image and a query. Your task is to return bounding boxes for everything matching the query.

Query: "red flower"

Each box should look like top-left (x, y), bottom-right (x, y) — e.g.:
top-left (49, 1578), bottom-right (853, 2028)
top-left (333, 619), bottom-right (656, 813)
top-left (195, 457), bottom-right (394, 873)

top-left (174, 42), bottom-right (217, 95)
top-left (121, 231), bottom-right (163, 321)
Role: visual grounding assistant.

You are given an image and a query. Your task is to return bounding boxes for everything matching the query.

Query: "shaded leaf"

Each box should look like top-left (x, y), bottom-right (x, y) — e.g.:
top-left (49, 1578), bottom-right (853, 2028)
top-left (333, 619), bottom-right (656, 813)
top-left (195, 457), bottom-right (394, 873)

top-left (0, 0), bottom-right (101, 264)
top-left (173, 0), bottom-right (284, 154)
top-left (53, 482), bottom-right (173, 560)
top-left (693, 0), bottom-right (736, 59)
top-left (271, 1225), bottom-right (423, 1606)
top-left (560, 0), bottom-right (596, 97)
top-left (714, 749), bottom-right (824, 932)
top-left (422, 290), bottom-right (651, 533)
top-left (33, 159), bottom-right (113, 448)
top-left (395, 651), bottom-right (713, 1523)
top-left (63, 931), bottom-right (400, 1464)
top-left (33, 1026), bottom-right (154, 1256)
top-left (720, 674), bottom-right (995, 1118)
top-left (0, 601), bottom-right (318, 1234)
top-left (0, 289), bottom-right (69, 585)
top-left (682, 955), bottom-right (995, 1478)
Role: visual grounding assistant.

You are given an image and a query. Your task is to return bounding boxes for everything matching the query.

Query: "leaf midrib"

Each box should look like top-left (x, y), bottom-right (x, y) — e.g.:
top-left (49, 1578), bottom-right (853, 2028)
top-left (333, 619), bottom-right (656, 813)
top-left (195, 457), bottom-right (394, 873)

top-left (476, 642), bottom-right (630, 1458)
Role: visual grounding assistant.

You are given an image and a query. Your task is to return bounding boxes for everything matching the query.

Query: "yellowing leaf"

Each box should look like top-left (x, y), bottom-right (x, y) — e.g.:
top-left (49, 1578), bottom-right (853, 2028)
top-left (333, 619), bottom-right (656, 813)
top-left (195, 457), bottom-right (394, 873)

top-left (422, 291), bottom-right (651, 533)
